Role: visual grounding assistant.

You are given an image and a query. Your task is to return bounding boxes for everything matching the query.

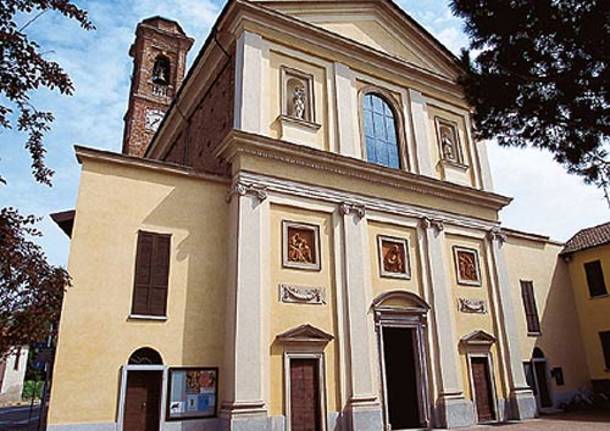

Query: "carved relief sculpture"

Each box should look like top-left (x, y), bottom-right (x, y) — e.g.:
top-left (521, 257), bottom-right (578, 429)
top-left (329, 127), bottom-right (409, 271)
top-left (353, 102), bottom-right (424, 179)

top-left (282, 221), bottom-right (320, 270)
top-left (377, 235), bottom-right (410, 279)
top-left (279, 284), bottom-right (326, 305)
top-left (458, 297), bottom-right (488, 314)
top-left (453, 246), bottom-right (482, 286)
top-left (435, 118), bottom-right (462, 163)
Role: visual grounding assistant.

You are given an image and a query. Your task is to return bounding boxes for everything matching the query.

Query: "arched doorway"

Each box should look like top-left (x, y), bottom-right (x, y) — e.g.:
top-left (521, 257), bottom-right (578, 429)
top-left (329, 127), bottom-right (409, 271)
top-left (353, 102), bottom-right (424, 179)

top-left (119, 348), bottom-right (165, 431)
top-left (528, 348), bottom-right (552, 411)
top-left (372, 291), bottom-right (431, 430)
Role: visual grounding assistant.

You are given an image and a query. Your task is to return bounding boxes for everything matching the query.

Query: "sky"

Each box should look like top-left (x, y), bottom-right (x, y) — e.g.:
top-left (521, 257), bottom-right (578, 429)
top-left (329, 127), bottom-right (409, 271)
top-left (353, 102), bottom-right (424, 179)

top-left (2, 0), bottom-right (608, 267)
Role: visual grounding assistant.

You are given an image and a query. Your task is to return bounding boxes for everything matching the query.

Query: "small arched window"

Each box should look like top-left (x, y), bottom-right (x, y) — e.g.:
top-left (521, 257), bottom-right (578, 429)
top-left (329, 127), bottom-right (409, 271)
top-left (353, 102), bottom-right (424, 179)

top-left (363, 93), bottom-right (400, 169)
top-left (128, 347), bottom-right (163, 365)
top-left (152, 56), bottom-right (170, 86)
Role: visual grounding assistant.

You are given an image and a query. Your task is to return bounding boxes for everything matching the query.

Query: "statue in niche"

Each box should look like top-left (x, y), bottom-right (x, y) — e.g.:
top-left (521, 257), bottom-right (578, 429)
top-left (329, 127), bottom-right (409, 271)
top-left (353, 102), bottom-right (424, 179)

top-left (292, 85), bottom-right (306, 120)
top-left (383, 244), bottom-right (405, 273)
top-left (288, 231), bottom-right (313, 263)
top-left (441, 127), bottom-right (457, 161)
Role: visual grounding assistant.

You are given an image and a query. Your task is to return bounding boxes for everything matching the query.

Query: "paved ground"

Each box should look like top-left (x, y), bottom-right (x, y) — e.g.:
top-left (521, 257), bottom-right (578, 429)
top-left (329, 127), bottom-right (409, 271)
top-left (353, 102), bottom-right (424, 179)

top-left (465, 411), bottom-right (610, 430)
top-left (0, 405), bottom-right (40, 431)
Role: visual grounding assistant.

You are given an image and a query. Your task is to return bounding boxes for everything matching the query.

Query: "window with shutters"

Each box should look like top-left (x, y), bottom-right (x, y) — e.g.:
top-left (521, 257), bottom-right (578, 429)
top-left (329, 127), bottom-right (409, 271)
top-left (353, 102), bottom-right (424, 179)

top-left (131, 231), bottom-right (171, 317)
top-left (584, 260), bottom-right (608, 298)
top-left (520, 281), bottom-right (541, 335)
top-left (600, 331), bottom-right (610, 370)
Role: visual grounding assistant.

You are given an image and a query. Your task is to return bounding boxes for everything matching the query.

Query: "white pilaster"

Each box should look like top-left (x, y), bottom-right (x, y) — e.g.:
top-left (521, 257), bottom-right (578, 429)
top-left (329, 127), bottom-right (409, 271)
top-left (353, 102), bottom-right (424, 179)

top-left (221, 182), bottom-right (269, 429)
top-left (409, 89), bottom-right (434, 177)
top-left (339, 203), bottom-right (384, 431)
top-left (234, 31), bottom-right (268, 135)
top-left (488, 230), bottom-right (536, 420)
top-left (477, 140), bottom-right (495, 191)
top-left (421, 219), bottom-right (473, 428)
top-left (334, 63), bottom-right (361, 159)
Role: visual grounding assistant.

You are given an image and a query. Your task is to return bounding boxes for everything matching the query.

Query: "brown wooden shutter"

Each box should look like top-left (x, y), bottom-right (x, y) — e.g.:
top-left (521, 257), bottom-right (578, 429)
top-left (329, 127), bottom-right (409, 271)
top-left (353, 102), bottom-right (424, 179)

top-left (520, 281), bottom-right (541, 334)
top-left (132, 231), bottom-right (171, 316)
top-left (585, 261), bottom-right (608, 298)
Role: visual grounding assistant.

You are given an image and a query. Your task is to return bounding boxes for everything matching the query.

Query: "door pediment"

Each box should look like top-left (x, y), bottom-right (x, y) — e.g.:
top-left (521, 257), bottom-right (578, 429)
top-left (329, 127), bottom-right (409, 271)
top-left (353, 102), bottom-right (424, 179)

top-left (276, 324), bottom-right (334, 344)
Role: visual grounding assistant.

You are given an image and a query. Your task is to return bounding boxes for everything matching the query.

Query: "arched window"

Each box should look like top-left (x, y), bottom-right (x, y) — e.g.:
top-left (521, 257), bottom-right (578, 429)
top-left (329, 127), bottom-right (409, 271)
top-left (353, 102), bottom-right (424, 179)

top-left (152, 56), bottom-right (170, 86)
top-left (128, 347), bottom-right (163, 365)
top-left (363, 93), bottom-right (400, 169)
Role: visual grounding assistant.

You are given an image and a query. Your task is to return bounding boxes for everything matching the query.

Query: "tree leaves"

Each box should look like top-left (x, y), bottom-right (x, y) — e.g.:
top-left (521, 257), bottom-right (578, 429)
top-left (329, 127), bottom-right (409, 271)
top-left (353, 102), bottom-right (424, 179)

top-left (451, 0), bottom-right (610, 201)
top-left (0, 208), bottom-right (71, 357)
top-left (0, 0), bottom-right (94, 185)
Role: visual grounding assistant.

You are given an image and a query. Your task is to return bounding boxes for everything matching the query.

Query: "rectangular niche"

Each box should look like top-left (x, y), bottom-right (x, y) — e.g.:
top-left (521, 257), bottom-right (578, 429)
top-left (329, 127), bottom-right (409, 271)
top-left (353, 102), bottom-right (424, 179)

top-left (377, 235), bottom-right (411, 279)
top-left (453, 246), bottom-right (482, 286)
top-left (282, 221), bottom-right (321, 271)
top-left (279, 67), bottom-right (321, 147)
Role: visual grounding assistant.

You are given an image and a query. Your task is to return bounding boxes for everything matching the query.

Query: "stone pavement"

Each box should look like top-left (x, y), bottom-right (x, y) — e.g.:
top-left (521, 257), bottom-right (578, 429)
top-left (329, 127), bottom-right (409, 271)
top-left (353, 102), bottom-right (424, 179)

top-left (464, 411), bottom-right (610, 430)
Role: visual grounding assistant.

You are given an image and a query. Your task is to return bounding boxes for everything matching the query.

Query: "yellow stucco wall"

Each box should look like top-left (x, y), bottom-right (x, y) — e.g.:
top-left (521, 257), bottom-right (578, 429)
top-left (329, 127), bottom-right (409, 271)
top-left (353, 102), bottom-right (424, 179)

top-left (444, 234), bottom-right (506, 402)
top-left (48, 159), bottom-right (230, 425)
top-left (504, 236), bottom-right (590, 399)
top-left (367, 221), bottom-right (422, 299)
top-left (567, 244), bottom-right (610, 380)
top-left (268, 205), bottom-right (340, 415)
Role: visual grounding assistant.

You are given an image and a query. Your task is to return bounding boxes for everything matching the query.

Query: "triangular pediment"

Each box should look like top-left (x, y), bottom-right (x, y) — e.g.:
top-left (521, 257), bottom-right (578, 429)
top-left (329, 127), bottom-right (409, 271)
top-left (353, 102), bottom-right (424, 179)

top-left (460, 330), bottom-right (496, 346)
top-left (254, 0), bottom-right (461, 79)
top-left (276, 324), bottom-right (334, 344)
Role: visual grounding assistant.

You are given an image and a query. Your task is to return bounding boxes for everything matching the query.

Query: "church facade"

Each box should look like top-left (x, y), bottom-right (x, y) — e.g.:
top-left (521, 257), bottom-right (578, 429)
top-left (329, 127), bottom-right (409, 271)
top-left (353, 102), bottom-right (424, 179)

top-left (47, 1), bottom-right (591, 431)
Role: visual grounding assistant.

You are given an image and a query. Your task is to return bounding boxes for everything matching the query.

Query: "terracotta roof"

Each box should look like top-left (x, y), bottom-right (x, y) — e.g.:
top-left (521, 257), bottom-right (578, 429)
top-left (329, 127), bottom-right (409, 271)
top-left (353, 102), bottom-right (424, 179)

top-left (561, 222), bottom-right (610, 255)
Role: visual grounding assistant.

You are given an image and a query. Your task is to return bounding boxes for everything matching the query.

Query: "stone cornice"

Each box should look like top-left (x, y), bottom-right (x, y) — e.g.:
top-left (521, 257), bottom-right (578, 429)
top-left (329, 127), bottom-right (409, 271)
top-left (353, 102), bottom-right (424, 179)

top-left (74, 145), bottom-right (230, 184)
top-left (216, 130), bottom-right (513, 212)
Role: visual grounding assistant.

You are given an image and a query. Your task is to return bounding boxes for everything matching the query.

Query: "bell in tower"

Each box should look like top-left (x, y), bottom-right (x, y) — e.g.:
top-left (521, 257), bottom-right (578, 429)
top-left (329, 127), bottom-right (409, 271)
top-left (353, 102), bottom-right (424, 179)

top-left (122, 17), bottom-right (194, 157)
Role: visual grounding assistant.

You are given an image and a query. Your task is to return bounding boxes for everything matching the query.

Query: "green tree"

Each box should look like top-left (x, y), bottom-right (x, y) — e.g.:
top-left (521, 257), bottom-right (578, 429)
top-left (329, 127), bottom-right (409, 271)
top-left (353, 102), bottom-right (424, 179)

top-left (451, 0), bottom-right (610, 201)
top-left (0, 1), bottom-right (94, 357)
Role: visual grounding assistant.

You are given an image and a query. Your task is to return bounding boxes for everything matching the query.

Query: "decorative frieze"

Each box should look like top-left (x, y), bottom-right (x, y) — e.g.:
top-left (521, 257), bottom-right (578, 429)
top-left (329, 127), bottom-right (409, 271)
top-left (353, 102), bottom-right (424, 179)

top-left (458, 297), bottom-right (488, 314)
top-left (279, 283), bottom-right (326, 305)
top-left (226, 181), bottom-right (268, 203)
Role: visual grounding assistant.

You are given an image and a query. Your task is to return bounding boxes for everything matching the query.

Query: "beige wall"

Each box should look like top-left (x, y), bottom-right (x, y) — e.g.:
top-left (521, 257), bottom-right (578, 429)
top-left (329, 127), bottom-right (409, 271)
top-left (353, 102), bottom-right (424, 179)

top-left (504, 236), bottom-right (590, 402)
top-left (268, 205), bottom-right (340, 415)
top-left (48, 158), bottom-right (230, 425)
top-left (567, 244), bottom-right (610, 381)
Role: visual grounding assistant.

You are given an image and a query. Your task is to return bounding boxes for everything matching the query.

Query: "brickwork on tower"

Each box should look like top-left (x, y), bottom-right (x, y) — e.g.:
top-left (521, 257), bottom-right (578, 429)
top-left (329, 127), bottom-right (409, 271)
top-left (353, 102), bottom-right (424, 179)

top-left (122, 16), bottom-right (193, 157)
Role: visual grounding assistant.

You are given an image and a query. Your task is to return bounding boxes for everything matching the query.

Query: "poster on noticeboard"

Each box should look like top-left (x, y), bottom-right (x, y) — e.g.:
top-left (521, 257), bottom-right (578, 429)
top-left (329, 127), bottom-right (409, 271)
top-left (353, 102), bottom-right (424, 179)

top-left (167, 368), bottom-right (218, 420)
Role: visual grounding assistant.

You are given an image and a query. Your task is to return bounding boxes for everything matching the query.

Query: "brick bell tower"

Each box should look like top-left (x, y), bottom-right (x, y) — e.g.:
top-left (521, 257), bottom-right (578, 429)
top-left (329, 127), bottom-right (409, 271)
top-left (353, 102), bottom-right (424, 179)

top-left (122, 17), bottom-right (194, 157)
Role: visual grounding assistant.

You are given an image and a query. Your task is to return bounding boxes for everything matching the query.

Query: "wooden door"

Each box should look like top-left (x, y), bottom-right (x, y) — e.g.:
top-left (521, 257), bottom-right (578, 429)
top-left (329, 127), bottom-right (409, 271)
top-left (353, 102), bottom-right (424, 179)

top-left (534, 360), bottom-right (552, 408)
top-left (290, 359), bottom-right (321, 431)
top-left (123, 371), bottom-right (162, 431)
top-left (471, 357), bottom-right (495, 423)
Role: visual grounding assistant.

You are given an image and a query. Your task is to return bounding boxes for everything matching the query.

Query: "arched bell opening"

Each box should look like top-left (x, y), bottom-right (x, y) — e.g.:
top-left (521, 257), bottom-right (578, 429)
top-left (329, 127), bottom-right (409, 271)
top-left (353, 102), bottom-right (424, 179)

top-left (371, 291), bottom-right (431, 430)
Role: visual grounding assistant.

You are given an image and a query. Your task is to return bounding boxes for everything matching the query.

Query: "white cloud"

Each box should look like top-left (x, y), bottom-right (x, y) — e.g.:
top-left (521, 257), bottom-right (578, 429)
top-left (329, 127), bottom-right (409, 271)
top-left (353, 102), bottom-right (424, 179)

top-left (2, 0), bottom-right (608, 269)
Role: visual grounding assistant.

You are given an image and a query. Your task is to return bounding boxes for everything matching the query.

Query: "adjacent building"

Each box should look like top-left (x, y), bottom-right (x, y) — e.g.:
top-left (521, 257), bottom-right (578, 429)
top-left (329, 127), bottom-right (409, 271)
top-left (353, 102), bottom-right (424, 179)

top-left (47, 1), bottom-right (593, 430)
top-left (0, 347), bottom-right (29, 404)
top-left (562, 222), bottom-right (610, 397)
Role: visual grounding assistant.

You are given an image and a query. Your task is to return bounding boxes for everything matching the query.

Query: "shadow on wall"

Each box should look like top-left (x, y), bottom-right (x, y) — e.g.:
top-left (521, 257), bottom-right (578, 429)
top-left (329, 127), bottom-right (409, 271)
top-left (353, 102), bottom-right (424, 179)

top-left (111, 161), bottom-right (231, 372)
top-left (534, 257), bottom-right (590, 406)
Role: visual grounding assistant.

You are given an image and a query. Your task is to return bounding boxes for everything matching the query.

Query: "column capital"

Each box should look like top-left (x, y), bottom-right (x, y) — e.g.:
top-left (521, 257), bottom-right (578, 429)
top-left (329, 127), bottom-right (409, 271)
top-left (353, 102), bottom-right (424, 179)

top-left (226, 181), bottom-right (268, 203)
top-left (420, 217), bottom-right (444, 233)
top-left (339, 202), bottom-right (366, 219)
top-left (488, 228), bottom-right (507, 244)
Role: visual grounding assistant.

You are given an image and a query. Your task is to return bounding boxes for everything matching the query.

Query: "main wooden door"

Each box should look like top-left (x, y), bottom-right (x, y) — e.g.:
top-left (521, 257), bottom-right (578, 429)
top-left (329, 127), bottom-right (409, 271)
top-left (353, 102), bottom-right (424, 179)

top-left (471, 357), bottom-right (495, 423)
top-left (123, 370), bottom-right (162, 431)
top-left (290, 359), bottom-right (321, 431)
top-left (382, 327), bottom-right (421, 430)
